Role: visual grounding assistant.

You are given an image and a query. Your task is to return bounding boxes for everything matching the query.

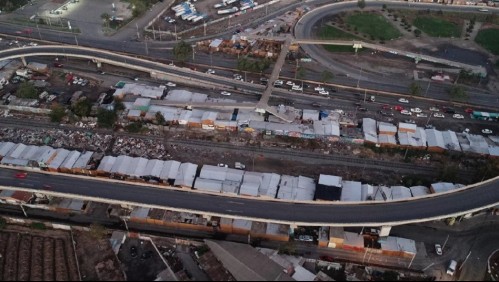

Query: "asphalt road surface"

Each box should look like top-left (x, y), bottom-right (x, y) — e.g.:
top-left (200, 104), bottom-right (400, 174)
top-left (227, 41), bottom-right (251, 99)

top-left (0, 168), bottom-right (498, 225)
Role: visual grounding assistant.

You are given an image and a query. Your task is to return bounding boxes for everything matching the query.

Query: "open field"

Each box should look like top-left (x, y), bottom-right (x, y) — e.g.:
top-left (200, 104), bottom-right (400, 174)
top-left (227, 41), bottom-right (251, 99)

top-left (0, 226), bottom-right (79, 281)
top-left (475, 28), bottom-right (499, 55)
top-left (413, 16), bottom-right (461, 37)
top-left (319, 25), bottom-right (362, 52)
top-left (345, 12), bottom-right (401, 40)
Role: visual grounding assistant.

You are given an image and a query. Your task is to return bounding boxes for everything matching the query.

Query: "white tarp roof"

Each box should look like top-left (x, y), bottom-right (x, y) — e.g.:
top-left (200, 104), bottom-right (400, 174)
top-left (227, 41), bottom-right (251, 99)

top-left (144, 159), bottom-right (165, 178)
top-left (363, 118), bottom-right (378, 143)
top-left (59, 151), bottom-right (81, 170)
top-left (318, 174), bottom-right (342, 187)
top-left (442, 130), bottom-right (461, 151)
top-left (426, 129), bottom-right (446, 149)
top-left (73, 151), bottom-right (94, 169)
top-left (200, 165), bottom-right (228, 181)
top-left (340, 181), bottom-right (362, 202)
top-left (174, 163), bottom-right (198, 187)
top-left (160, 160), bottom-right (181, 180)
top-left (258, 173), bottom-right (280, 198)
top-left (97, 156), bottom-right (116, 172)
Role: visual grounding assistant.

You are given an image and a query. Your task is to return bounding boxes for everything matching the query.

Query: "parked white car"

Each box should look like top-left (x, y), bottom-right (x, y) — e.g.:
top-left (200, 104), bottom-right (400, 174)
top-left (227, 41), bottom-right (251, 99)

top-left (286, 81), bottom-right (295, 86)
top-left (400, 110), bottom-right (412, 115)
top-left (410, 108), bottom-right (422, 113)
top-left (274, 80), bottom-right (284, 86)
top-left (398, 98), bottom-right (409, 103)
top-left (314, 86), bottom-right (325, 91)
top-left (166, 82), bottom-right (176, 87)
top-left (433, 113), bottom-right (445, 118)
top-left (206, 69), bottom-right (215, 74)
top-left (319, 90), bottom-right (329, 95)
top-left (435, 244), bottom-right (443, 256)
top-left (429, 107), bottom-right (440, 112)
top-left (220, 91), bottom-right (231, 96)
top-left (482, 129), bottom-right (493, 134)
top-left (452, 114), bottom-right (464, 119)
top-left (416, 113), bottom-right (428, 118)
top-left (291, 85), bottom-right (303, 91)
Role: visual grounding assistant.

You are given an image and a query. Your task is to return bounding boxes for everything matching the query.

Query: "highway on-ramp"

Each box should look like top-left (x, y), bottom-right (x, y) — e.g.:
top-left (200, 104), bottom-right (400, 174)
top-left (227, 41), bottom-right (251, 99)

top-left (1, 168), bottom-right (498, 226)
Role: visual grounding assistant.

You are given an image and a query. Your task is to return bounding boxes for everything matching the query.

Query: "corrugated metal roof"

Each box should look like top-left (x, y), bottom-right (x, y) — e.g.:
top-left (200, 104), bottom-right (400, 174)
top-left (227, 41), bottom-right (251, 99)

top-left (144, 159), bottom-right (165, 178)
top-left (48, 149), bottom-right (71, 169)
top-left (363, 118), bottom-right (378, 143)
top-left (302, 109), bottom-right (320, 121)
top-left (97, 156), bottom-right (115, 172)
top-left (380, 236), bottom-right (417, 255)
top-left (129, 157), bottom-right (149, 177)
top-left (313, 120), bottom-right (340, 136)
top-left (378, 122), bottom-right (397, 133)
top-left (19, 145), bottom-right (39, 160)
top-left (37, 147), bottom-right (56, 164)
top-left (431, 182), bottom-right (455, 193)
top-left (1, 157), bottom-right (30, 166)
top-left (160, 160), bottom-right (181, 180)
top-left (201, 111), bottom-right (218, 121)
top-left (7, 143), bottom-right (27, 159)
top-left (410, 186), bottom-right (430, 197)
top-left (226, 168), bottom-right (244, 182)
top-left (73, 151), bottom-right (94, 169)
top-left (378, 134), bottom-right (397, 145)
top-left (441, 130), bottom-right (461, 151)
top-left (258, 173), bottom-right (280, 198)
top-left (130, 207), bottom-right (150, 219)
top-left (0, 142), bottom-right (15, 157)
top-left (398, 122), bottom-right (417, 132)
top-left (425, 129), bottom-right (445, 149)
top-left (341, 181), bottom-right (362, 202)
top-left (174, 162), bottom-right (198, 187)
top-left (60, 151), bottom-right (81, 170)
top-left (194, 178), bottom-right (223, 193)
top-left (389, 186), bottom-right (412, 200)
top-left (240, 182), bottom-right (260, 197)
top-left (200, 165), bottom-right (227, 181)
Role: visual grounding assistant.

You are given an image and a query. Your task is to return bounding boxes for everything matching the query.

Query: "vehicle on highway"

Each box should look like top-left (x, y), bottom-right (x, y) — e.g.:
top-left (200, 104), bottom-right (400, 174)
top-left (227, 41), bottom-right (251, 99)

top-left (447, 260), bottom-right (457, 276)
top-left (398, 98), bottom-right (409, 103)
top-left (291, 85), bottom-right (303, 91)
top-left (235, 162), bottom-right (246, 170)
top-left (410, 108), bottom-right (422, 113)
top-left (53, 62), bottom-right (63, 68)
top-left (130, 246), bottom-right (138, 258)
top-left (416, 113), bottom-right (428, 118)
top-left (482, 129), bottom-right (493, 134)
top-left (314, 86), bottom-right (324, 91)
top-left (429, 107), bottom-right (440, 112)
top-left (218, 163), bottom-right (228, 168)
top-left (98, 70), bottom-right (106, 75)
top-left (358, 107), bottom-right (368, 112)
top-left (433, 113), bottom-right (445, 118)
top-left (435, 244), bottom-right (443, 256)
top-left (464, 108), bottom-right (474, 114)
top-left (286, 81), bottom-right (294, 86)
top-left (311, 102), bottom-right (321, 107)
top-left (452, 114), bottom-right (464, 119)
top-left (15, 172), bottom-right (27, 179)
top-left (318, 90), bottom-right (329, 95)
top-left (166, 82), bottom-right (176, 87)
top-left (400, 110), bottom-right (412, 115)
top-left (274, 80), bottom-right (283, 86)
top-left (206, 69), bottom-right (216, 74)
top-left (133, 77), bottom-right (139, 81)
top-left (28, 42), bottom-right (38, 46)
top-left (381, 104), bottom-right (392, 110)
top-left (404, 119), bottom-right (416, 124)
top-left (394, 105), bottom-right (404, 111)
top-left (370, 95), bottom-right (375, 102)
top-left (220, 91), bottom-right (231, 96)
top-left (260, 77), bottom-right (268, 83)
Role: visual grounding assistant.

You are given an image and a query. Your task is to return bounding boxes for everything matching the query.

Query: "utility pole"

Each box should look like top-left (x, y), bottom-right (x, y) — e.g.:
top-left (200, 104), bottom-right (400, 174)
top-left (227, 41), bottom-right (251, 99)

top-left (442, 234), bottom-right (450, 250)
top-left (135, 23), bottom-right (140, 39)
top-left (145, 38), bottom-right (149, 55)
top-left (152, 25), bottom-right (156, 40)
top-left (74, 35), bottom-right (78, 46)
top-left (425, 80), bottom-right (431, 97)
top-left (36, 24), bottom-right (42, 40)
top-left (408, 253), bottom-right (416, 269)
top-left (158, 26), bottom-right (162, 41)
top-left (460, 251), bottom-right (472, 271)
top-left (174, 23), bottom-right (178, 41)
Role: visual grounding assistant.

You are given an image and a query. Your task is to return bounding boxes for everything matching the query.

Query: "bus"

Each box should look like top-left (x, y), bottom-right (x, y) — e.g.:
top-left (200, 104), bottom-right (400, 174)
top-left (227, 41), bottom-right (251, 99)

top-left (471, 111), bottom-right (499, 121)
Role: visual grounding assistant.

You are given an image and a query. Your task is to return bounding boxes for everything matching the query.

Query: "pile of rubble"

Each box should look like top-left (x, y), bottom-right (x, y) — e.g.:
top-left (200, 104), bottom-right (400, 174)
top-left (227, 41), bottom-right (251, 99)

top-left (112, 137), bottom-right (169, 159)
top-left (0, 128), bottom-right (113, 153)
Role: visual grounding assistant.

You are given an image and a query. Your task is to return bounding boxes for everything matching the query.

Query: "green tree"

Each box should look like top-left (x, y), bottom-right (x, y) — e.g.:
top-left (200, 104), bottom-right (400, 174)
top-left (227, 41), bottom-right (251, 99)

top-left (382, 4), bottom-right (387, 10)
top-left (296, 66), bottom-right (306, 81)
top-left (72, 99), bottom-right (92, 117)
top-left (100, 12), bottom-right (110, 21)
top-left (0, 216), bottom-right (5, 230)
top-left (89, 223), bottom-right (107, 240)
top-left (125, 122), bottom-right (143, 133)
top-left (173, 41), bottom-right (193, 62)
top-left (439, 164), bottom-right (459, 182)
top-left (449, 85), bottom-right (468, 101)
top-left (155, 111), bottom-right (166, 125)
top-left (131, 0), bottom-right (147, 18)
top-left (357, 0), bottom-right (366, 9)
top-left (49, 103), bottom-right (66, 123)
top-left (237, 57), bottom-right (271, 73)
top-left (16, 81), bottom-right (38, 99)
top-left (97, 109), bottom-right (117, 128)
top-left (409, 82), bottom-right (422, 96)
top-left (414, 29), bottom-right (422, 37)
top-left (114, 98), bottom-right (125, 112)
top-left (320, 70), bottom-right (334, 84)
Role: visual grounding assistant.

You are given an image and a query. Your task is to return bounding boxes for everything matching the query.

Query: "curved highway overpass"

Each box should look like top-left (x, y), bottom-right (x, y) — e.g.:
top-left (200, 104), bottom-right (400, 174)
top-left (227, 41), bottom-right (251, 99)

top-left (0, 168), bottom-right (498, 227)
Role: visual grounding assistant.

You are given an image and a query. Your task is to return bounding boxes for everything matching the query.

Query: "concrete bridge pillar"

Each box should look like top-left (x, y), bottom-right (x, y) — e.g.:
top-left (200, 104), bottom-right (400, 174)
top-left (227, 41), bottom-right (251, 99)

top-left (21, 56), bottom-right (27, 66)
top-left (379, 225), bottom-right (392, 237)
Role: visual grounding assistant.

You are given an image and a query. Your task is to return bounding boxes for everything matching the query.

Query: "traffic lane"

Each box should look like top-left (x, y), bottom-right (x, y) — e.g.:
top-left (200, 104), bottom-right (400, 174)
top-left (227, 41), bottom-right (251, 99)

top-left (1, 168), bottom-right (499, 224)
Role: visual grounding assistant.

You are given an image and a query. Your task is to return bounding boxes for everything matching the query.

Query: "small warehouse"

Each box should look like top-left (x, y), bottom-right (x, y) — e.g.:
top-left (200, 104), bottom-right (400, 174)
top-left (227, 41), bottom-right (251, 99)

top-left (362, 118), bottom-right (378, 144)
top-left (340, 181), bottom-right (362, 202)
top-left (442, 130), bottom-right (461, 152)
top-left (378, 122), bottom-right (397, 136)
top-left (426, 129), bottom-right (446, 152)
top-left (315, 174), bottom-right (342, 201)
top-left (174, 162), bottom-right (198, 188)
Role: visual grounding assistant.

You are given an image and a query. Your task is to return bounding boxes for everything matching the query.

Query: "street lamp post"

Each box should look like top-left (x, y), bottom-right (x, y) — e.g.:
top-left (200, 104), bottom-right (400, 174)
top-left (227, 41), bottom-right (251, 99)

top-left (356, 67), bottom-right (363, 88)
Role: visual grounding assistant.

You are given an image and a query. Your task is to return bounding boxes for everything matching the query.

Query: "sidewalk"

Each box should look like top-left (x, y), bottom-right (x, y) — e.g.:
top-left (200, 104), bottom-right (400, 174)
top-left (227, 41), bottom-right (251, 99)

top-left (414, 212), bottom-right (499, 232)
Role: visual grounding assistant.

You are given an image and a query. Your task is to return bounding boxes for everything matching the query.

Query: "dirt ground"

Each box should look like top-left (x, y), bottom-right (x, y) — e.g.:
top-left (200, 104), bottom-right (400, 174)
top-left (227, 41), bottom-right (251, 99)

top-left (117, 237), bottom-right (167, 281)
top-left (73, 230), bottom-right (125, 281)
top-left (0, 225), bottom-right (79, 281)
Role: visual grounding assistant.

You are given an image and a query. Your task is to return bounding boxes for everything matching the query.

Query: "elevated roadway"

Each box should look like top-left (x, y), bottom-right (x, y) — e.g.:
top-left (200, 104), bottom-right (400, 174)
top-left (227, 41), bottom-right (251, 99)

top-left (0, 167), bottom-right (498, 227)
